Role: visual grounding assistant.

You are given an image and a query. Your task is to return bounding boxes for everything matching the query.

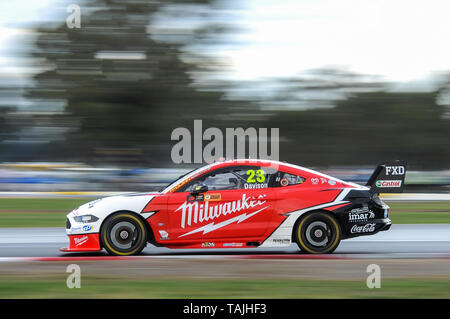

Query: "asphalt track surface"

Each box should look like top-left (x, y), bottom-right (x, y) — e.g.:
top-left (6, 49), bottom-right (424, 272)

top-left (1, 224), bottom-right (450, 258)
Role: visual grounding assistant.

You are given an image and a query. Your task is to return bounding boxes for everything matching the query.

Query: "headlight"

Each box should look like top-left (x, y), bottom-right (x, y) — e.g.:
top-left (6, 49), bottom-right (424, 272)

top-left (73, 215), bottom-right (99, 223)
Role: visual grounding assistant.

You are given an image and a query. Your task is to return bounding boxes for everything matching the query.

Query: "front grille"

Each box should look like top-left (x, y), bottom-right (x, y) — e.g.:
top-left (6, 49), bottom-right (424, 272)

top-left (66, 218), bottom-right (71, 229)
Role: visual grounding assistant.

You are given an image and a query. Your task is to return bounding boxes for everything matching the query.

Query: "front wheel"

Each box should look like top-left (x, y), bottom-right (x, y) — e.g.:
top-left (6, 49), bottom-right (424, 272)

top-left (294, 212), bottom-right (341, 254)
top-left (101, 212), bottom-right (148, 256)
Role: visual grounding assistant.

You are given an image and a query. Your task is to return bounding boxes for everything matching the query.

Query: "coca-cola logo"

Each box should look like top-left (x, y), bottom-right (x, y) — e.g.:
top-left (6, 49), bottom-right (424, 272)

top-left (350, 223), bottom-right (376, 234)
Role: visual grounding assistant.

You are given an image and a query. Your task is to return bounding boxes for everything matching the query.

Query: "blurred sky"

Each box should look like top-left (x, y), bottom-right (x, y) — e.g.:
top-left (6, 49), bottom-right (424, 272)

top-left (224, 0), bottom-right (450, 83)
top-left (1, 0), bottom-right (450, 85)
top-left (0, 0), bottom-right (56, 76)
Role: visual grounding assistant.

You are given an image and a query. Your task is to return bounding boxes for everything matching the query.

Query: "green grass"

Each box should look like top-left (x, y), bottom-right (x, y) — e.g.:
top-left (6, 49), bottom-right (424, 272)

top-left (0, 198), bottom-right (448, 227)
top-left (387, 201), bottom-right (450, 224)
top-left (0, 198), bottom-right (90, 211)
top-left (1, 276), bottom-right (450, 298)
top-left (0, 198), bottom-right (91, 227)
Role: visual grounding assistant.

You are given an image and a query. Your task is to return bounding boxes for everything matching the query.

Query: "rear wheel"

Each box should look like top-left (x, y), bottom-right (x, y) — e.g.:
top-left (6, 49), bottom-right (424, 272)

top-left (294, 212), bottom-right (341, 254)
top-left (101, 212), bottom-right (147, 256)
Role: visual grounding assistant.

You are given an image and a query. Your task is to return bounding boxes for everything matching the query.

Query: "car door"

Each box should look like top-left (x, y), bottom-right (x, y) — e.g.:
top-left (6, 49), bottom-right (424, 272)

top-left (166, 166), bottom-right (277, 241)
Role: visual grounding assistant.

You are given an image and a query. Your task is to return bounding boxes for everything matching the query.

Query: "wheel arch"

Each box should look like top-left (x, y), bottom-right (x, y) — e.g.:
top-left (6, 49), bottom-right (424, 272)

top-left (291, 209), bottom-right (341, 242)
top-left (98, 210), bottom-right (155, 249)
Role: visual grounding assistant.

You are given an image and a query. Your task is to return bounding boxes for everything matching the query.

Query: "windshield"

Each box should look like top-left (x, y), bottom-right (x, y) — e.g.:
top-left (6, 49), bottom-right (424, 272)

top-left (158, 168), bottom-right (198, 192)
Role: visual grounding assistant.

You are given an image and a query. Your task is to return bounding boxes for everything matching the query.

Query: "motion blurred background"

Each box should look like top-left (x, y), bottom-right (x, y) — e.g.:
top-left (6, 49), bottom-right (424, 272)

top-left (0, 0), bottom-right (449, 192)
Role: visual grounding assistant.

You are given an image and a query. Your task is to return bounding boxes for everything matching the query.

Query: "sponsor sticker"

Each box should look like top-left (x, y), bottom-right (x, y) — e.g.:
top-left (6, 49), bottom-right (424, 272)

top-left (71, 225), bottom-right (93, 232)
top-left (74, 236), bottom-right (89, 246)
top-left (376, 180), bottom-right (402, 187)
top-left (82, 225), bottom-right (93, 232)
top-left (187, 194), bottom-right (204, 202)
top-left (244, 183), bottom-right (268, 189)
top-left (205, 193), bottom-right (221, 201)
top-left (311, 178), bottom-right (319, 185)
top-left (201, 242), bottom-right (215, 248)
top-left (223, 243), bottom-right (244, 247)
top-left (176, 194), bottom-right (268, 238)
top-left (350, 223), bottom-right (376, 234)
top-left (88, 199), bottom-right (101, 209)
top-left (177, 194), bottom-right (267, 229)
top-left (273, 238), bottom-right (290, 244)
top-left (348, 207), bottom-right (375, 222)
top-left (280, 178), bottom-right (289, 187)
top-left (158, 230), bottom-right (169, 240)
top-left (385, 165), bottom-right (405, 176)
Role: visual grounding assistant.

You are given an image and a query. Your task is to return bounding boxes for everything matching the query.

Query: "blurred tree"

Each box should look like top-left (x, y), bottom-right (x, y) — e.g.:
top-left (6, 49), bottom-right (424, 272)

top-left (268, 90), bottom-right (450, 169)
top-left (0, 108), bottom-right (8, 144)
top-left (26, 0), bottom-right (244, 166)
top-left (22, 0), bottom-right (450, 169)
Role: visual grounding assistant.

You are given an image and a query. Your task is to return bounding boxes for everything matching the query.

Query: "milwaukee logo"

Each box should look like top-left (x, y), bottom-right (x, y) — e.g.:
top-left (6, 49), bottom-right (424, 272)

top-left (175, 194), bottom-right (267, 229)
top-left (74, 236), bottom-right (88, 246)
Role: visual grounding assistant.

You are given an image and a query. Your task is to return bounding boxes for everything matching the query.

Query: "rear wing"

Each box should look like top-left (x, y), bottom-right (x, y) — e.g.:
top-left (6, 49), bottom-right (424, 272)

top-left (366, 161), bottom-right (407, 193)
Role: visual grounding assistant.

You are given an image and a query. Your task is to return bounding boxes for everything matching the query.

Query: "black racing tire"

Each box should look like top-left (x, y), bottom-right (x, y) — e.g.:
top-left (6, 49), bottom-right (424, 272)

top-left (294, 211), bottom-right (341, 254)
top-left (101, 212), bottom-right (147, 256)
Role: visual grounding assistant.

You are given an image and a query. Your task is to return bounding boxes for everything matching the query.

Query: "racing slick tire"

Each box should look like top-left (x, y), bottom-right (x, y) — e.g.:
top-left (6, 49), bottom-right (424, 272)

top-left (101, 212), bottom-right (148, 256)
top-left (294, 211), bottom-right (341, 254)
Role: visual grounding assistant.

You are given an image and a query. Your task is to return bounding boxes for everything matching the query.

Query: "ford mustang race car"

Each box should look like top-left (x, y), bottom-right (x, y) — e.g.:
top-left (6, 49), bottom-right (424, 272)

top-left (61, 159), bottom-right (406, 255)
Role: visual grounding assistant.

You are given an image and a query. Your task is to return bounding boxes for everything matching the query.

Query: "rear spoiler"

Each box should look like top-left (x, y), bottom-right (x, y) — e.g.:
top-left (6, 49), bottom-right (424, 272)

top-left (366, 161), bottom-right (407, 193)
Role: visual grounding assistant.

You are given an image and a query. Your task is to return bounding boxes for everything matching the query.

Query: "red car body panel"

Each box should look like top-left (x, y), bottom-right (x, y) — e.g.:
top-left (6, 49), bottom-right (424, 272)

top-left (61, 233), bottom-right (102, 252)
top-left (140, 160), bottom-right (360, 249)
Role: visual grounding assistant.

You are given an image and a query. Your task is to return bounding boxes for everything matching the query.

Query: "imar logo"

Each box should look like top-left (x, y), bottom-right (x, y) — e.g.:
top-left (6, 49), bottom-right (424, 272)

top-left (385, 166), bottom-right (405, 176)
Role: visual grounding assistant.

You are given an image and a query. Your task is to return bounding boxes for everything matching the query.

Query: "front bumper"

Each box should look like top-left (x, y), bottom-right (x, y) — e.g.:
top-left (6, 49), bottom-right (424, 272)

top-left (62, 210), bottom-right (103, 252)
top-left (60, 233), bottom-right (102, 252)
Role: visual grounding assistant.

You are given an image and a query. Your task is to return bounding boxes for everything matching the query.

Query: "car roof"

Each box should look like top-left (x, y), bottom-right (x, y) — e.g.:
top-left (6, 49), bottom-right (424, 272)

top-left (162, 159), bottom-right (362, 193)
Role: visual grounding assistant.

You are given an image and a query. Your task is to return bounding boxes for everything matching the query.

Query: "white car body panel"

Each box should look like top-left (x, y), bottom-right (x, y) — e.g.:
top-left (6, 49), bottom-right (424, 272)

top-left (66, 193), bottom-right (157, 235)
top-left (260, 188), bottom-right (354, 247)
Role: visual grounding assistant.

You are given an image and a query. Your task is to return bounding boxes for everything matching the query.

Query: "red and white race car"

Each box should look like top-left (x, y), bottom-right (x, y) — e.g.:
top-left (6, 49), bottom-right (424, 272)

top-left (61, 159), bottom-right (406, 255)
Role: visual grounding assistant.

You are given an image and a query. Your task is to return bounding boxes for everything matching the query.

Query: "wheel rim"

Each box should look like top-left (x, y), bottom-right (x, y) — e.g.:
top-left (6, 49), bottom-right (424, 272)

top-left (305, 221), bottom-right (329, 247)
top-left (110, 221), bottom-right (137, 250)
top-left (300, 215), bottom-right (339, 253)
top-left (106, 218), bottom-right (143, 253)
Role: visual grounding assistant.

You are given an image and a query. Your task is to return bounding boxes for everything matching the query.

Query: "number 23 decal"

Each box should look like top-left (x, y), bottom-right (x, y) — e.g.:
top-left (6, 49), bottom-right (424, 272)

top-left (246, 169), bottom-right (265, 183)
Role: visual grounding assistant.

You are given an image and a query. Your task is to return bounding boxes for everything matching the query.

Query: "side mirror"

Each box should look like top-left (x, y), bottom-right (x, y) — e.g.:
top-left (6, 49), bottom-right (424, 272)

top-left (191, 184), bottom-right (208, 195)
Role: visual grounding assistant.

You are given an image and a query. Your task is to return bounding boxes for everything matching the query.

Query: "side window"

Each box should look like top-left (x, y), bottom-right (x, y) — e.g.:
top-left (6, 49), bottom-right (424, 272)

top-left (183, 170), bottom-right (239, 192)
top-left (202, 171), bottom-right (239, 191)
top-left (178, 166), bottom-right (278, 192)
top-left (272, 171), bottom-right (305, 187)
top-left (234, 167), bottom-right (270, 189)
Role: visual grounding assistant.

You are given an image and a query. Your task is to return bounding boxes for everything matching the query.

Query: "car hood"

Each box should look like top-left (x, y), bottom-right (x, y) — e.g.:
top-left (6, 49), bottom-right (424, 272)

top-left (71, 192), bottom-right (160, 219)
